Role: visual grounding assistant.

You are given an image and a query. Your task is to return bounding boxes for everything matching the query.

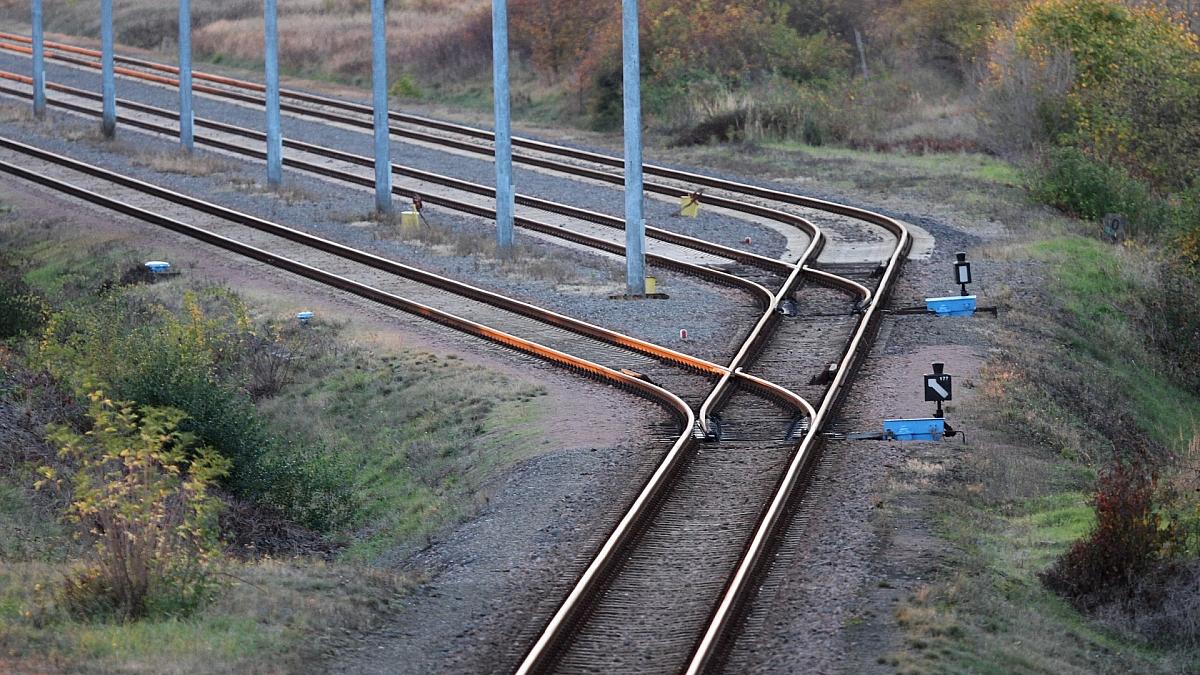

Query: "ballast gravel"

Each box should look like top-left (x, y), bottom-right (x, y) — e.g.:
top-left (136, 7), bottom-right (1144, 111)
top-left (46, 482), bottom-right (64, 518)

top-left (0, 61), bottom-right (766, 363)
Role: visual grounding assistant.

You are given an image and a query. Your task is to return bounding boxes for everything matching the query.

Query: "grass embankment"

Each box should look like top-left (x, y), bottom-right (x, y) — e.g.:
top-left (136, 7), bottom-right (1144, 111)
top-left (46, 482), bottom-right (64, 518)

top-left (885, 235), bottom-right (1200, 672)
top-left (0, 208), bottom-right (547, 671)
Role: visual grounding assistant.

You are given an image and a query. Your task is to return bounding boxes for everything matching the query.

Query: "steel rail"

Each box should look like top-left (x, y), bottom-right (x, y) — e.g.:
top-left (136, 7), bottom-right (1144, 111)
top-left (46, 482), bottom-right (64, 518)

top-left (0, 38), bottom-right (809, 276)
top-left (0, 83), bottom-right (831, 425)
top-left (0, 134), bottom-right (729, 377)
top-left (0, 38), bottom-right (806, 275)
top-left (0, 77), bottom-right (775, 310)
top-left (0, 157), bottom-right (697, 430)
top-left (513, 176), bottom-right (828, 675)
top-left (511, 149), bottom-right (908, 675)
top-left (687, 214), bottom-right (912, 675)
top-left (0, 36), bottom-right (898, 244)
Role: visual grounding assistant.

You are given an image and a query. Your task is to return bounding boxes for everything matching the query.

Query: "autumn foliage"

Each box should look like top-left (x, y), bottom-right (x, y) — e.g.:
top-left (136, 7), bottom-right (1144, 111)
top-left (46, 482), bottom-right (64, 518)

top-left (508, 0), bottom-right (849, 126)
top-left (1011, 0), bottom-right (1200, 192)
top-left (1042, 456), bottom-right (1184, 609)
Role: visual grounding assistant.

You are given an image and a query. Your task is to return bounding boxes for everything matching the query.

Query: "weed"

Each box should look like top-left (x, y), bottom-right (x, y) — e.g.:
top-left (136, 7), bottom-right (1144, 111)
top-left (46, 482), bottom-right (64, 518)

top-left (1042, 455), bottom-right (1183, 609)
top-left (131, 150), bottom-right (238, 177)
top-left (39, 394), bottom-right (229, 620)
top-left (228, 177), bottom-right (315, 205)
top-left (0, 262), bottom-right (47, 340)
top-left (1029, 146), bottom-right (1154, 227)
top-left (37, 289), bottom-right (356, 532)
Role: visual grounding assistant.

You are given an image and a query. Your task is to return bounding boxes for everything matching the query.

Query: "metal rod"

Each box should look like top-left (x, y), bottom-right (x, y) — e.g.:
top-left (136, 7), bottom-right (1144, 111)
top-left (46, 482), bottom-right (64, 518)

top-left (371, 0), bottom-right (391, 213)
top-left (100, 0), bottom-right (115, 137)
top-left (179, 0), bottom-right (193, 150)
top-left (621, 0), bottom-right (645, 296)
top-left (491, 0), bottom-right (514, 250)
top-left (263, 0), bottom-right (282, 187)
top-left (31, 0), bottom-right (44, 117)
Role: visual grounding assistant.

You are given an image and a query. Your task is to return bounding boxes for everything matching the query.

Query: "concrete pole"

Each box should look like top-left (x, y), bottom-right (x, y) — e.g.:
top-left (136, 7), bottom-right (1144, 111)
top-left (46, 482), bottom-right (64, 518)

top-left (32, 0), bottom-right (45, 118)
top-left (100, 0), bottom-right (116, 137)
top-left (371, 0), bottom-right (392, 213)
top-left (492, 0), bottom-right (514, 250)
top-left (179, 0), bottom-right (194, 151)
top-left (622, 0), bottom-right (646, 295)
top-left (263, 0), bottom-right (283, 187)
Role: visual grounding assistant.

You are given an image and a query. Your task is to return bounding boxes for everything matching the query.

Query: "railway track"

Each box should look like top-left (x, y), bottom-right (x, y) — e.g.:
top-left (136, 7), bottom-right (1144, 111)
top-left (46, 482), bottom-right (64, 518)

top-left (0, 72), bottom-right (786, 302)
top-left (0, 36), bottom-right (912, 674)
top-left (0, 31), bottom-right (920, 261)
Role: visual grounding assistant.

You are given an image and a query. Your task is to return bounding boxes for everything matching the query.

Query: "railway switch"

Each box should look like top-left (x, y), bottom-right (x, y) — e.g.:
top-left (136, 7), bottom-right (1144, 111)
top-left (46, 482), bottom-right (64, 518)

top-left (920, 252), bottom-right (980, 316)
top-left (843, 363), bottom-right (965, 442)
top-left (925, 294), bottom-right (977, 316)
top-left (809, 363), bottom-right (838, 386)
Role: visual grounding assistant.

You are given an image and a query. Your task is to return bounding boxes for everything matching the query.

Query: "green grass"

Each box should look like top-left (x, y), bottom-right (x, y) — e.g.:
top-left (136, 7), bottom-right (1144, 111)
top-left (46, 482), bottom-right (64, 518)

top-left (892, 475), bottom-right (1178, 673)
top-left (886, 231), bottom-right (1200, 673)
top-left (260, 347), bottom-right (547, 562)
top-left (760, 140), bottom-right (1020, 184)
top-left (72, 616), bottom-right (278, 665)
top-left (1026, 236), bottom-right (1200, 451)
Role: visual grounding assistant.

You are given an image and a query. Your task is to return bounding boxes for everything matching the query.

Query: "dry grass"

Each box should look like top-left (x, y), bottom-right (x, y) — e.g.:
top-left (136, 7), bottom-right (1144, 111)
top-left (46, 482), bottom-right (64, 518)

top-left (132, 150), bottom-right (239, 177)
top-left (0, 557), bottom-right (412, 674)
top-left (193, 0), bottom-right (490, 84)
top-left (0, 0), bottom-right (490, 86)
top-left (229, 177), bottom-right (316, 205)
top-left (365, 210), bottom-right (609, 287)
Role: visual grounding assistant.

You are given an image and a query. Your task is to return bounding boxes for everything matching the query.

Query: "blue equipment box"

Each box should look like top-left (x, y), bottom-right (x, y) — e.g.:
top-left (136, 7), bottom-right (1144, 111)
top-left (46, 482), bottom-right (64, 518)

top-left (883, 417), bottom-right (945, 441)
top-left (925, 295), bottom-right (977, 317)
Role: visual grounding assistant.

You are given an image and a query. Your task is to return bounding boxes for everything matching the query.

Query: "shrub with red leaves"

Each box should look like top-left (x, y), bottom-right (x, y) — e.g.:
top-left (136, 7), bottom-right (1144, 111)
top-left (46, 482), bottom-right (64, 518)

top-left (1042, 456), bottom-right (1184, 609)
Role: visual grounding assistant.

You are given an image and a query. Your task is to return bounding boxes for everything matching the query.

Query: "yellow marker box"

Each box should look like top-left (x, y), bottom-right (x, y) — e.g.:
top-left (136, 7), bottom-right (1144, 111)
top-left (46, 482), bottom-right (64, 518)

top-left (644, 276), bottom-right (657, 295)
top-left (679, 195), bottom-right (700, 218)
top-left (399, 210), bottom-right (421, 234)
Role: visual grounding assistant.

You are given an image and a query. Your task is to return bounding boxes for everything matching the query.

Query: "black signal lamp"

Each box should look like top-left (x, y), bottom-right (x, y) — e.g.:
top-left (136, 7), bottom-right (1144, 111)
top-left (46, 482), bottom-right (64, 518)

top-left (954, 252), bottom-right (972, 296)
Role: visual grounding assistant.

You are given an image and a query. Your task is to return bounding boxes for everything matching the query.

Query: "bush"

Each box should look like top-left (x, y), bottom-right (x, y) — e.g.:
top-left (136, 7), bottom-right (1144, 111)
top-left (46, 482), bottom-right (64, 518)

top-left (880, 0), bottom-right (1018, 78)
top-left (1030, 146), bottom-right (1153, 224)
top-left (38, 393), bottom-right (229, 620)
top-left (1140, 263), bottom-right (1200, 393)
top-left (1011, 0), bottom-right (1200, 193)
top-left (510, 0), bottom-right (854, 129)
top-left (0, 264), bottom-right (46, 340)
top-left (37, 289), bottom-right (355, 532)
top-left (1042, 455), bottom-right (1183, 609)
top-left (976, 35), bottom-right (1075, 157)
